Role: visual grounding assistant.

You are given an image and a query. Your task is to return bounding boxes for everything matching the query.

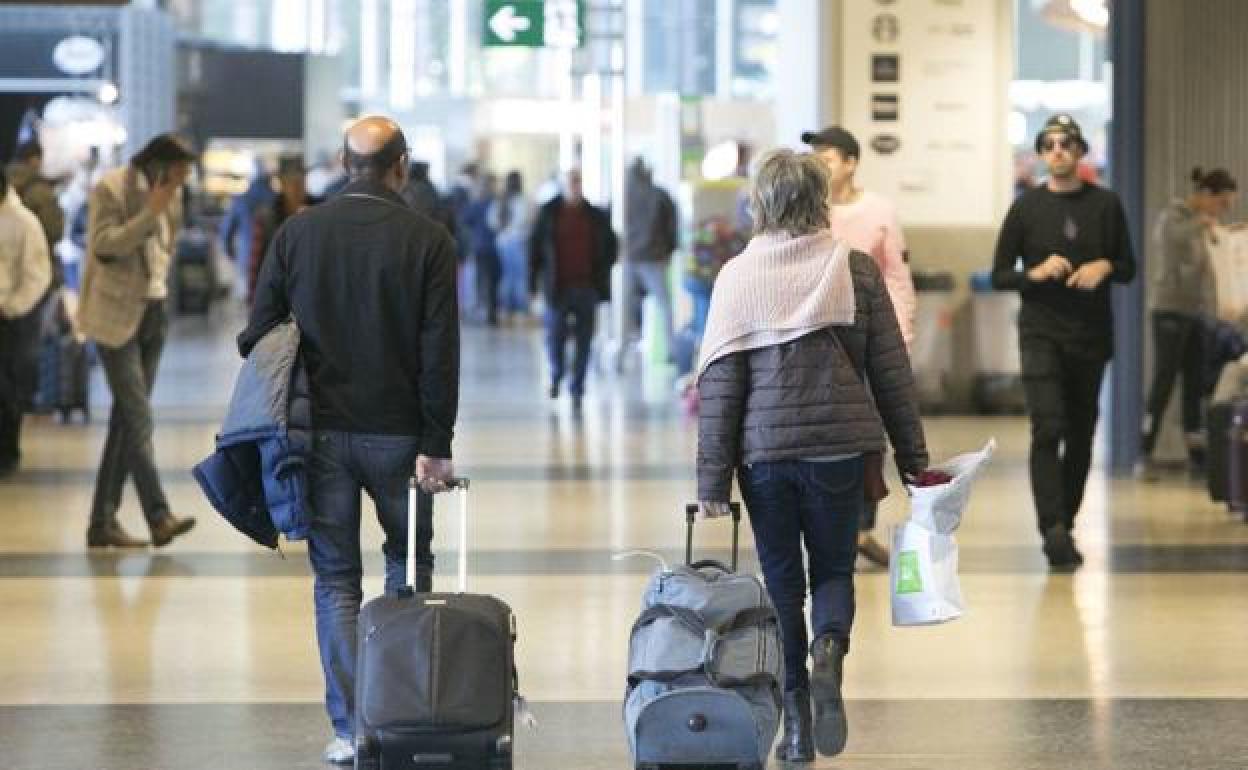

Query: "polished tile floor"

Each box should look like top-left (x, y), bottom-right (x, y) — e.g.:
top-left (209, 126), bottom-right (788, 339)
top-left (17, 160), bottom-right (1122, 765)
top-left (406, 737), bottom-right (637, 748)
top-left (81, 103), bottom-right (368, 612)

top-left (2, 306), bottom-right (1247, 769)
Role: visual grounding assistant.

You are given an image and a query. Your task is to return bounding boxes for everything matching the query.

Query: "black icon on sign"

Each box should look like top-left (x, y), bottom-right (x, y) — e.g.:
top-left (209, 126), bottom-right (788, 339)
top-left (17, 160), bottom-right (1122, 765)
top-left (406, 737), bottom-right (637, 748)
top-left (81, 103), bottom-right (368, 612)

top-left (871, 94), bottom-right (899, 121)
top-left (872, 53), bottom-right (900, 82)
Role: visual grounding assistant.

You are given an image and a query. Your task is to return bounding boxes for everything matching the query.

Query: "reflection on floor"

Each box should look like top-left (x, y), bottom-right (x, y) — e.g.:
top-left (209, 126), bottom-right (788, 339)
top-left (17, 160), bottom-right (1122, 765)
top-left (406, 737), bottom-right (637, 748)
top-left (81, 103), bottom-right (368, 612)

top-left (2, 309), bottom-right (1246, 769)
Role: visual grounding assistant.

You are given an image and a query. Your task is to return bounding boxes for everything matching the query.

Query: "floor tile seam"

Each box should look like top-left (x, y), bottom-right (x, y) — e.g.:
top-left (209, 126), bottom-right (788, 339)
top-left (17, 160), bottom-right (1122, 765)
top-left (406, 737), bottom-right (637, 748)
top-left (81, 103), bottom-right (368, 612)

top-left (3, 695), bottom-right (1247, 708)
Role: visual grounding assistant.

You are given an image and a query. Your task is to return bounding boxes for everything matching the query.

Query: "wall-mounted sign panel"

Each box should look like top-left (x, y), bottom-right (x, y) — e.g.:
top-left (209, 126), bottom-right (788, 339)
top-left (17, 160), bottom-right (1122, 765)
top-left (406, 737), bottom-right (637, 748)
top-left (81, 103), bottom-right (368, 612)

top-left (841, 0), bottom-right (1005, 226)
top-left (483, 0), bottom-right (584, 49)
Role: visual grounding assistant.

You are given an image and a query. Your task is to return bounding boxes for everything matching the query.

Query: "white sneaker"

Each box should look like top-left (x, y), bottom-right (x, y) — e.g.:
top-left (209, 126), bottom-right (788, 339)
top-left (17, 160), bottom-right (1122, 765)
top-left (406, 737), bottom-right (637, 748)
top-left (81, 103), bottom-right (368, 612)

top-left (323, 736), bottom-right (355, 765)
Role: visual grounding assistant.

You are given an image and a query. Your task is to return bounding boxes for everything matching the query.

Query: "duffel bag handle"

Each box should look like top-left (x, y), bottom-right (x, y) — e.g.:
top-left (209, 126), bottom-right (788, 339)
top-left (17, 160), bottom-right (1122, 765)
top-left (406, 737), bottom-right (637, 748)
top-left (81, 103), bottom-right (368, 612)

top-left (684, 502), bottom-right (742, 571)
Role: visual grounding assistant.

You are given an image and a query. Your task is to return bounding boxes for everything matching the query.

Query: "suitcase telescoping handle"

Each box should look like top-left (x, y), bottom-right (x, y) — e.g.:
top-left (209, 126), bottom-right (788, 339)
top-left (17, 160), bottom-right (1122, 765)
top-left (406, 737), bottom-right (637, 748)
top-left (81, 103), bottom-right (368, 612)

top-left (684, 502), bottom-right (742, 572)
top-left (407, 476), bottom-right (471, 594)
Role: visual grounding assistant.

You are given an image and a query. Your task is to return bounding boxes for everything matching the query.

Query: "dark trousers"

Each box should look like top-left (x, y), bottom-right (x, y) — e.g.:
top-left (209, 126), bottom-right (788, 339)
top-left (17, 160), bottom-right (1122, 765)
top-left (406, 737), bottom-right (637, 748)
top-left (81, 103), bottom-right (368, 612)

top-left (545, 287), bottom-right (598, 397)
top-left (1020, 333), bottom-right (1108, 534)
top-left (90, 301), bottom-right (170, 528)
top-left (307, 430), bottom-right (433, 739)
top-left (739, 456), bottom-right (864, 692)
top-left (0, 303), bottom-right (44, 466)
top-left (1141, 311), bottom-right (1205, 457)
top-left (475, 246), bottom-right (501, 323)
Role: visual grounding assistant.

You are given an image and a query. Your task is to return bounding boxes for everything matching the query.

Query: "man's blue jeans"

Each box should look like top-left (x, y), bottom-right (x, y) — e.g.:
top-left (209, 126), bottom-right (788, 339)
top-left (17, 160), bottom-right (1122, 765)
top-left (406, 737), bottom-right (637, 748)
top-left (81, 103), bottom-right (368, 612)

top-left (738, 456), bottom-right (864, 692)
top-left (307, 430), bottom-right (433, 739)
top-left (498, 238), bottom-right (529, 314)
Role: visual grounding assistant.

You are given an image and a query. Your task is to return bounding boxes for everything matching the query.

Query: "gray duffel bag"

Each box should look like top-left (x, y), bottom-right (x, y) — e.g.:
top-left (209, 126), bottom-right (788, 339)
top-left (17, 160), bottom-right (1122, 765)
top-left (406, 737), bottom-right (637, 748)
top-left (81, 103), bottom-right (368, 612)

top-left (623, 504), bottom-right (783, 770)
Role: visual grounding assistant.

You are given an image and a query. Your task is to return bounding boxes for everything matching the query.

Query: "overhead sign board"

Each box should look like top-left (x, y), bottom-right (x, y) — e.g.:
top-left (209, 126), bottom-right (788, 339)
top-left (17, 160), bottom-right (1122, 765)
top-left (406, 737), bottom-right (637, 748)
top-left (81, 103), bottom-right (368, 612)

top-left (484, 0), bottom-right (584, 49)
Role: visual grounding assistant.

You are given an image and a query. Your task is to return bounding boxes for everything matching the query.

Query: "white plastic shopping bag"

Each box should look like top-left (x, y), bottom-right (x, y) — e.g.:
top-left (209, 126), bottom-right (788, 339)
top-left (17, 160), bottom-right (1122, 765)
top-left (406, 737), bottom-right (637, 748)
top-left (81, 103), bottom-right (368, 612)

top-left (890, 521), bottom-right (964, 626)
top-left (890, 439), bottom-right (996, 627)
top-left (908, 439), bottom-right (997, 535)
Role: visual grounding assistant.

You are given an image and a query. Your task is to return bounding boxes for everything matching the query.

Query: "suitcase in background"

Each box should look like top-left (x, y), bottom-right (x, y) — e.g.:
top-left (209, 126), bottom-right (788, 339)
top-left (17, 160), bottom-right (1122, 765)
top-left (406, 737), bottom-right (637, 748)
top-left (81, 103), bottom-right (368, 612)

top-left (353, 478), bottom-right (519, 770)
top-left (1207, 401), bottom-right (1232, 504)
top-left (624, 504), bottom-right (783, 770)
top-left (173, 228), bottom-right (215, 315)
top-left (33, 332), bottom-right (90, 422)
top-left (1226, 402), bottom-right (1248, 519)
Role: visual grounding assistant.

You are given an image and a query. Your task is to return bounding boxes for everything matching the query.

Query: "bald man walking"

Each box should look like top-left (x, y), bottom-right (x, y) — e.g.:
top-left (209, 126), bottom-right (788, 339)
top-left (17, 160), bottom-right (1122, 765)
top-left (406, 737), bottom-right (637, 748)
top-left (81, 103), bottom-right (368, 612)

top-left (239, 117), bottom-right (460, 764)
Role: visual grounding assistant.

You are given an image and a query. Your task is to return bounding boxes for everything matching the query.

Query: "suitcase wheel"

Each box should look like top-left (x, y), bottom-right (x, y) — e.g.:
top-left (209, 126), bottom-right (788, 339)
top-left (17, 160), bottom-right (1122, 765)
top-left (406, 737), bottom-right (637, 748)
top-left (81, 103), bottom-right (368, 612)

top-left (354, 736), bottom-right (379, 770)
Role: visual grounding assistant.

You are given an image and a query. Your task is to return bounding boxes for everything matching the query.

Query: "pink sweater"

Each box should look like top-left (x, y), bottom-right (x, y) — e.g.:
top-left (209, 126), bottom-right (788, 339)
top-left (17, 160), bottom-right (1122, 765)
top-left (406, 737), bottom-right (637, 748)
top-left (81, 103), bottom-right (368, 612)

top-left (829, 190), bottom-right (915, 347)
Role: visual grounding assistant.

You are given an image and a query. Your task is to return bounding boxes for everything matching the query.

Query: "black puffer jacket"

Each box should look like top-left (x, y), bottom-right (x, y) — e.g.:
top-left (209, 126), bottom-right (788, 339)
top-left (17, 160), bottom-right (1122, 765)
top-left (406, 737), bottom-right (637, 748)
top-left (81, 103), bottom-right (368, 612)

top-left (697, 251), bottom-right (928, 502)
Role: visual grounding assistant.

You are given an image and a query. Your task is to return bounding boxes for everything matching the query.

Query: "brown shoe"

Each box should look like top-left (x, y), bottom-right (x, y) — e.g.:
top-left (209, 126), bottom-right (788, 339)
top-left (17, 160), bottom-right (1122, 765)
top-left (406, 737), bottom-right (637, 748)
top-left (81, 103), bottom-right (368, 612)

top-left (857, 532), bottom-right (890, 567)
top-left (150, 513), bottom-right (196, 547)
top-left (86, 520), bottom-right (150, 548)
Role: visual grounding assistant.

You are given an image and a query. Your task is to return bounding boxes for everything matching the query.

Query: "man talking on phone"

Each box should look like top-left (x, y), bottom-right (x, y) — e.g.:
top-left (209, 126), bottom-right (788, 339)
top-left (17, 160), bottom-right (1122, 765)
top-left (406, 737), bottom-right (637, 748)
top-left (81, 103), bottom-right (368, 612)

top-left (79, 134), bottom-right (198, 548)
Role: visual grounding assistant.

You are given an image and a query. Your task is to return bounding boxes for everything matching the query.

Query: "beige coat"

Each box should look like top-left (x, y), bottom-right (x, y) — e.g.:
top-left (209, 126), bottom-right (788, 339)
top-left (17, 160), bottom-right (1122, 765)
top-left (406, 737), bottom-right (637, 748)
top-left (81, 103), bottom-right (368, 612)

top-left (0, 187), bottom-right (51, 319)
top-left (78, 167), bottom-right (181, 348)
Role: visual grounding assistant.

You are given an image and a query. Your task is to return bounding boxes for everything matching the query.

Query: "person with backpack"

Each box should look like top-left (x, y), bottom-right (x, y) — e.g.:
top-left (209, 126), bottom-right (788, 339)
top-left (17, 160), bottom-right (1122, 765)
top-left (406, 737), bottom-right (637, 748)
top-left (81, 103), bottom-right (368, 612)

top-left (625, 158), bottom-right (679, 358)
top-left (697, 149), bottom-right (928, 761)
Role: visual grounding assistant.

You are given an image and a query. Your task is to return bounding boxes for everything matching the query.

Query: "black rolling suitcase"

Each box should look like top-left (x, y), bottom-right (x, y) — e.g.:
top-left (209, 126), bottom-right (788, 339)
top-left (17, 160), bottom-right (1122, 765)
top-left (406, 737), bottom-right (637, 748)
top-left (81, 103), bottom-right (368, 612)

top-left (1207, 401), bottom-right (1233, 504)
top-left (33, 331), bottom-right (90, 422)
top-left (173, 228), bottom-right (214, 315)
top-left (353, 478), bottom-right (520, 770)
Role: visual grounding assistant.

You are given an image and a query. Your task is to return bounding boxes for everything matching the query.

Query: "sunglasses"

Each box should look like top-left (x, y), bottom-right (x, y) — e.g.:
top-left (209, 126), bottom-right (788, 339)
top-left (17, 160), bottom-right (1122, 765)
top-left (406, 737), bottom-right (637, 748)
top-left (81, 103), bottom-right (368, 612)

top-left (1041, 136), bottom-right (1077, 153)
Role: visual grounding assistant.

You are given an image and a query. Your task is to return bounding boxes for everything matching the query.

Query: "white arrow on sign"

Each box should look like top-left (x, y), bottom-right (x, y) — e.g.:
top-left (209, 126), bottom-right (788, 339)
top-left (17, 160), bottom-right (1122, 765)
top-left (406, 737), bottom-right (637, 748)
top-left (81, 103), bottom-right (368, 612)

top-left (489, 5), bottom-right (533, 43)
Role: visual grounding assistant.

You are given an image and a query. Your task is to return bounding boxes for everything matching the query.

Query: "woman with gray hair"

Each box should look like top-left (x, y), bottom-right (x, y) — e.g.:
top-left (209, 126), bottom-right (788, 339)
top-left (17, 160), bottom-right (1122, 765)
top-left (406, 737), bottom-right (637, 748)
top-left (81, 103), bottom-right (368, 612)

top-left (696, 149), bottom-right (928, 761)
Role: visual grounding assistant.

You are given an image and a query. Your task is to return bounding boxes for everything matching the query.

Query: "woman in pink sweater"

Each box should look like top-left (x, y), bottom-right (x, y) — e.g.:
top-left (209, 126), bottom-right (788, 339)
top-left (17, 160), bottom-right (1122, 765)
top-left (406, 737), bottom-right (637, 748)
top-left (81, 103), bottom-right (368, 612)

top-left (803, 126), bottom-right (916, 566)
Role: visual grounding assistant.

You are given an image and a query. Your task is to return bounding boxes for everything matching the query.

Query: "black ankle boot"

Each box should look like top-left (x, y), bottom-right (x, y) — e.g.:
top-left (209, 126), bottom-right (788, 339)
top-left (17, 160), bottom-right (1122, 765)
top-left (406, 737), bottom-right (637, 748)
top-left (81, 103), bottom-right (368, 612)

top-left (809, 635), bottom-right (848, 757)
top-left (775, 686), bottom-right (814, 762)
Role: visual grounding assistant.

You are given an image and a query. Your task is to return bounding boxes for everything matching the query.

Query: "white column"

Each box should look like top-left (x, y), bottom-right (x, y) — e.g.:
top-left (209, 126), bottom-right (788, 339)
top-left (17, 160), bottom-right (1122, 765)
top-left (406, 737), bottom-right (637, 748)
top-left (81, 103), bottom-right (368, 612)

top-left (625, 0), bottom-right (645, 96)
top-left (360, 0), bottom-right (381, 100)
top-left (715, 0), bottom-right (735, 99)
top-left (448, 0), bottom-right (468, 96)
top-left (774, 0), bottom-right (840, 148)
top-left (390, 0), bottom-right (416, 111)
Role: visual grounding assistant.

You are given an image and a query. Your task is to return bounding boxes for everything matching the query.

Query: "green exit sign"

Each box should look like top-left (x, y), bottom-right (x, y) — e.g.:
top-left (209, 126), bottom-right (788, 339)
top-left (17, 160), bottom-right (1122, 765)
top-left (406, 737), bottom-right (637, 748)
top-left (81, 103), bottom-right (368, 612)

top-left (483, 0), bottom-right (585, 49)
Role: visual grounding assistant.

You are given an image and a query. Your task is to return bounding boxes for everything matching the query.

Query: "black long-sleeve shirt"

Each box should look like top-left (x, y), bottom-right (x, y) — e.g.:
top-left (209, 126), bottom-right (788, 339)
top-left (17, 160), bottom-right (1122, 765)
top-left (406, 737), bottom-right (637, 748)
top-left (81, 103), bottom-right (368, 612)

top-left (239, 178), bottom-right (460, 457)
top-left (991, 183), bottom-right (1136, 355)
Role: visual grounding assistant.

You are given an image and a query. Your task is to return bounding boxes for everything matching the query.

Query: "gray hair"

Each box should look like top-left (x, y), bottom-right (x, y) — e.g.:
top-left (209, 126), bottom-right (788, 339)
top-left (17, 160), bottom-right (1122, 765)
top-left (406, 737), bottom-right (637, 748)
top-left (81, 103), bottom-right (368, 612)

top-left (748, 149), bottom-right (831, 237)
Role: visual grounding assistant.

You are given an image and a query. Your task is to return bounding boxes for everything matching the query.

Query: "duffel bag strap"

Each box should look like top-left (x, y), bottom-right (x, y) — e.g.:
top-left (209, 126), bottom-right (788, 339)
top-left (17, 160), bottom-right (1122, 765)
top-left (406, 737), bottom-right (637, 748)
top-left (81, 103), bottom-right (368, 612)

top-left (627, 604), bottom-right (715, 686)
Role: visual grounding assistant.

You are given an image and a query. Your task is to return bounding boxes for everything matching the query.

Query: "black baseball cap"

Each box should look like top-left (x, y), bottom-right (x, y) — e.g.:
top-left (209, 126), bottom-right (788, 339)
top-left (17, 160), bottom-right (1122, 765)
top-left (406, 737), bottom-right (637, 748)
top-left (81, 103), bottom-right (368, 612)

top-left (801, 126), bottom-right (860, 160)
top-left (1034, 113), bottom-right (1089, 154)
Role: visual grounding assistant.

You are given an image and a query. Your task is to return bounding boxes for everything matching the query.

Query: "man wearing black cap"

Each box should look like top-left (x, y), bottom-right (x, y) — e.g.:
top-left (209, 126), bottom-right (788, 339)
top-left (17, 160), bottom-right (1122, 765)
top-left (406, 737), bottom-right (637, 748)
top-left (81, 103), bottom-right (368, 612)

top-left (803, 125), bottom-right (915, 568)
top-left (991, 114), bottom-right (1136, 569)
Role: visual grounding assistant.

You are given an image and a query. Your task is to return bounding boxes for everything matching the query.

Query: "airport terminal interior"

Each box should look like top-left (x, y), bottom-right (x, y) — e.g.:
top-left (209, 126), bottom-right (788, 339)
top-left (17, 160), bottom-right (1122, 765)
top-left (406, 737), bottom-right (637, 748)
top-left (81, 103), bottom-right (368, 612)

top-left (2, 1), bottom-right (1248, 768)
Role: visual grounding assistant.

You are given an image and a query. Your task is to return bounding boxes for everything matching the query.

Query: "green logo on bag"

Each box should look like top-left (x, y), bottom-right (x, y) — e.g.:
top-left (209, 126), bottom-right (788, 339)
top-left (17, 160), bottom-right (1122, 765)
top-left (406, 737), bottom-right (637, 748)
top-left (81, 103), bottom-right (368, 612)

top-left (896, 551), bottom-right (923, 594)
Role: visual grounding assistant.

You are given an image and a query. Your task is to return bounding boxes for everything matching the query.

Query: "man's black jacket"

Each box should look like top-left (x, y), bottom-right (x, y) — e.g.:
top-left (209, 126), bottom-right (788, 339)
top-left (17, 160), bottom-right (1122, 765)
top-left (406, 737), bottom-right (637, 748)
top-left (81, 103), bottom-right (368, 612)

top-left (239, 178), bottom-right (459, 458)
top-left (528, 195), bottom-right (618, 301)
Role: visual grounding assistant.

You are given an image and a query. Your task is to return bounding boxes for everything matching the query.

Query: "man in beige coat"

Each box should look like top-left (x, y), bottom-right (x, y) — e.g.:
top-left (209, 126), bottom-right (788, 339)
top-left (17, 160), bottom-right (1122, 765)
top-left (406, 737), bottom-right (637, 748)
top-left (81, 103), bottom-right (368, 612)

top-left (79, 135), bottom-right (197, 548)
top-left (0, 167), bottom-right (52, 476)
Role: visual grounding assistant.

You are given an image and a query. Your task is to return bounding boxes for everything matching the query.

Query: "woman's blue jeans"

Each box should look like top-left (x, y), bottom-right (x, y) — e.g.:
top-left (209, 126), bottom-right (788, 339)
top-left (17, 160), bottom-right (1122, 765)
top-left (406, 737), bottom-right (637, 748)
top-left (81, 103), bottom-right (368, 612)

top-left (739, 456), bottom-right (864, 692)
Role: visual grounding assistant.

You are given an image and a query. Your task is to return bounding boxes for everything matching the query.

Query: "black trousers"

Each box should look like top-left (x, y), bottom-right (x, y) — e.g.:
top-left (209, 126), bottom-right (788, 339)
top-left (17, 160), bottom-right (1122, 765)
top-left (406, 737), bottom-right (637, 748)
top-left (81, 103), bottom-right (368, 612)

top-left (0, 309), bottom-right (41, 466)
top-left (1140, 311), bottom-right (1205, 457)
top-left (1020, 333), bottom-right (1108, 534)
